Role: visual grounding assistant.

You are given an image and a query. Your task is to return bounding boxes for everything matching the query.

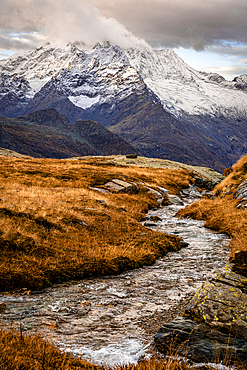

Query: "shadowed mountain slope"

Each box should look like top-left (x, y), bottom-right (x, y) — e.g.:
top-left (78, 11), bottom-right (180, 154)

top-left (0, 108), bottom-right (139, 158)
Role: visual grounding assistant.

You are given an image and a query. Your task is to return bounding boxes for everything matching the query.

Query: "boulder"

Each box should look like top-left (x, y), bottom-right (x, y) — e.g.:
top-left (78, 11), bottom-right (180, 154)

top-left (146, 188), bottom-right (163, 200)
top-left (194, 176), bottom-right (218, 191)
top-left (144, 185), bottom-right (168, 205)
top-left (154, 269), bottom-right (247, 365)
top-left (89, 187), bottom-right (110, 194)
top-left (155, 317), bottom-right (247, 364)
top-left (167, 194), bottom-right (184, 205)
top-left (181, 185), bottom-right (202, 198)
top-left (185, 269), bottom-right (247, 341)
top-left (104, 179), bottom-right (135, 193)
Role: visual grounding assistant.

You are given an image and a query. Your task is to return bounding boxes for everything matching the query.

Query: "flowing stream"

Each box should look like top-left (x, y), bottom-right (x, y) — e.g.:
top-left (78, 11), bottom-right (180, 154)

top-left (0, 201), bottom-right (230, 367)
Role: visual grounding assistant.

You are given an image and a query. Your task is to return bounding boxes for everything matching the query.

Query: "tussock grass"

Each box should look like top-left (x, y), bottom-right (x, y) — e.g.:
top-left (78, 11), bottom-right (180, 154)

top-left (215, 155), bottom-right (247, 195)
top-left (0, 328), bottom-right (234, 370)
top-left (178, 155), bottom-right (247, 258)
top-left (0, 156), bottom-right (193, 291)
top-left (0, 328), bottom-right (102, 370)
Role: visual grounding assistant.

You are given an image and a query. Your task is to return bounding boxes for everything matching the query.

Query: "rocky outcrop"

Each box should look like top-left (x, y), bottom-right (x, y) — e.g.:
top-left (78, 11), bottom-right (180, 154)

top-left (234, 179), bottom-right (247, 209)
top-left (180, 185), bottom-right (202, 198)
top-left (155, 268), bottom-right (247, 365)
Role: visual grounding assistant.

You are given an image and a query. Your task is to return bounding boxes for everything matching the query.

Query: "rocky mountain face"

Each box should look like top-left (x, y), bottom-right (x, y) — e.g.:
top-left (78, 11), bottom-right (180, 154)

top-left (1, 41), bottom-right (247, 171)
top-left (0, 108), bottom-right (139, 158)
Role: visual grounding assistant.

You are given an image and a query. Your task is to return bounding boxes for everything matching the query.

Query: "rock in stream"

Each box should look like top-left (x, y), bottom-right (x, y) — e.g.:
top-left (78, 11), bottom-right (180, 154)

top-left (155, 268), bottom-right (247, 365)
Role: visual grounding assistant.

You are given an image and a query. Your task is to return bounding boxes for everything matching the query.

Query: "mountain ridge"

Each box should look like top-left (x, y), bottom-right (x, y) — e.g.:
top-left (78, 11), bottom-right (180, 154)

top-left (0, 41), bottom-right (247, 171)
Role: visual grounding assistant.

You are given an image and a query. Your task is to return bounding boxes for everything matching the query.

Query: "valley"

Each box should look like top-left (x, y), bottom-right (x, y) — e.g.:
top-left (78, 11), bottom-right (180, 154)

top-left (1, 42), bottom-right (247, 171)
top-left (0, 152), bottom-right (247, 369)
top-left (0, 39), bottom-right (247, 370)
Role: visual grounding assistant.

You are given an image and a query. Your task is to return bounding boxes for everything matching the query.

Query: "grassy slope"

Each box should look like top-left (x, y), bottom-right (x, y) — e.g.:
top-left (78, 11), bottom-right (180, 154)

top-left (0, 155), bottom-right (196, 292)
top-left (0, 153), bottom-right (241, 370)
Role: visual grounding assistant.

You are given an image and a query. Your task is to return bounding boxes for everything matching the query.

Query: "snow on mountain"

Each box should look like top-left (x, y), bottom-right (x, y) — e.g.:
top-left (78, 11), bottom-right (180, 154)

top-left (124, 47), bottom-right (247, 119)
top-left (1, 41), bottom-right (246, 120)
top-left (1, 41), bottom-right (247, 171)
top-left (0, 42), bottom-right (146, 109)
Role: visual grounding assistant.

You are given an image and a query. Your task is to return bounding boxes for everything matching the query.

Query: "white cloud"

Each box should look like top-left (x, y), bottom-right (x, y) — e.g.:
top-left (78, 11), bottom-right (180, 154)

top-left (0, 0), bottom-right (148, 51)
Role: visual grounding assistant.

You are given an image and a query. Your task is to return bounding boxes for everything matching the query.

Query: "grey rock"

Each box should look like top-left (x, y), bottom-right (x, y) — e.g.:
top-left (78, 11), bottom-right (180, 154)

top-left (104, 179), bottom-right (134, 193)
top-left (181, 185), bottom-right (202, 198)
top-left (237, 201), bottom-right (247, 209)
top-left (185, 269), bottom-right (247, 341)
top-left (112, 179), bottom-right (134, 192)
top-left (97, 199), bottom-right (107, 206)
top-left (155, 316), bottom-right (247, 364)
top-left (144, 221), bottom-right (157, 227)
top-left (234, 180), bottom-right (247, 209)
top-left (234, 180), bottom-right (247, 201)
top-left (104, 181), bottom-right (125, 193)
top-left (194, 176), bottom-right (218, 191)
top-left (89, 187), bottom-right (110, 194)
top-left (167, 194), bottom-right (184, 205)
top-left (145, 187), bottom-right (163, 200)
top-left (158, 187), bottom-right (170, 195)
top-left (155, 269), bottom-right (247, 364)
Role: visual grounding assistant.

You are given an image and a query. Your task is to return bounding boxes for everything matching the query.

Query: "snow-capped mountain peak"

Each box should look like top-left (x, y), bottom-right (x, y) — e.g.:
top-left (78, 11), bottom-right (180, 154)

top-left (124, 46), bottom-right (247, 118)
top-left (1, 40), bottom-right (247, 119)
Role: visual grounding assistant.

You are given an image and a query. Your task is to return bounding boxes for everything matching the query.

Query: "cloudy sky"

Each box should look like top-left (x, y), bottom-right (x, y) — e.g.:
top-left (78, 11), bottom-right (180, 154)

top-left (0, 0), bottom-right (247, 80)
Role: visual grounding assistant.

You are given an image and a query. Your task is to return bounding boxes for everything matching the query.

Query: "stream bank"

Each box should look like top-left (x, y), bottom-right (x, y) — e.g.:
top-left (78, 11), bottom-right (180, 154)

top-left (0, 199), bottom-right (231, 367)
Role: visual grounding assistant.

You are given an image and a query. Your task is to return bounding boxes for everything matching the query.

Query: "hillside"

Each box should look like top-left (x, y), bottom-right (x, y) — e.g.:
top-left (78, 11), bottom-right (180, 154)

top-left (0, 108), bottom-right (139, 158)
top-left (0, 152), bottom-right (223, 291)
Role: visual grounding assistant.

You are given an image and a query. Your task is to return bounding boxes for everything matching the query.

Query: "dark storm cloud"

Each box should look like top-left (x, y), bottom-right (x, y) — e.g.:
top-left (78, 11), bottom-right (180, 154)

top-left (93, 0), bottom-right (247, 50)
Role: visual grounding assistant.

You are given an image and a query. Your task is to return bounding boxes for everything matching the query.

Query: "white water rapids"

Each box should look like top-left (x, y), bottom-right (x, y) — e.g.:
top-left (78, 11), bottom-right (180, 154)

top-left (0, 202), bottom-right (230, 367)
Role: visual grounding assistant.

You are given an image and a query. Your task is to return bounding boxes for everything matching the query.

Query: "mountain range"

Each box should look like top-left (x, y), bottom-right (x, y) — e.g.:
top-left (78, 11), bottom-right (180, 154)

top-left (1, 41), bottom-right (247, 171)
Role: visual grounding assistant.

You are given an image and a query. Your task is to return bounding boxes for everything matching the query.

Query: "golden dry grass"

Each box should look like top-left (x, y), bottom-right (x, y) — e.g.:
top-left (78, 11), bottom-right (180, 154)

top-left (0, 328), bottom-right (234, 370)
top-left (0, 156), bottom-right (193, 291)
top-left (178, 155), bottom-right (247, 258)
top-left (0, 328), bottom-right (103, 370)
top-left (214, 155), bottom-right (247, 196)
